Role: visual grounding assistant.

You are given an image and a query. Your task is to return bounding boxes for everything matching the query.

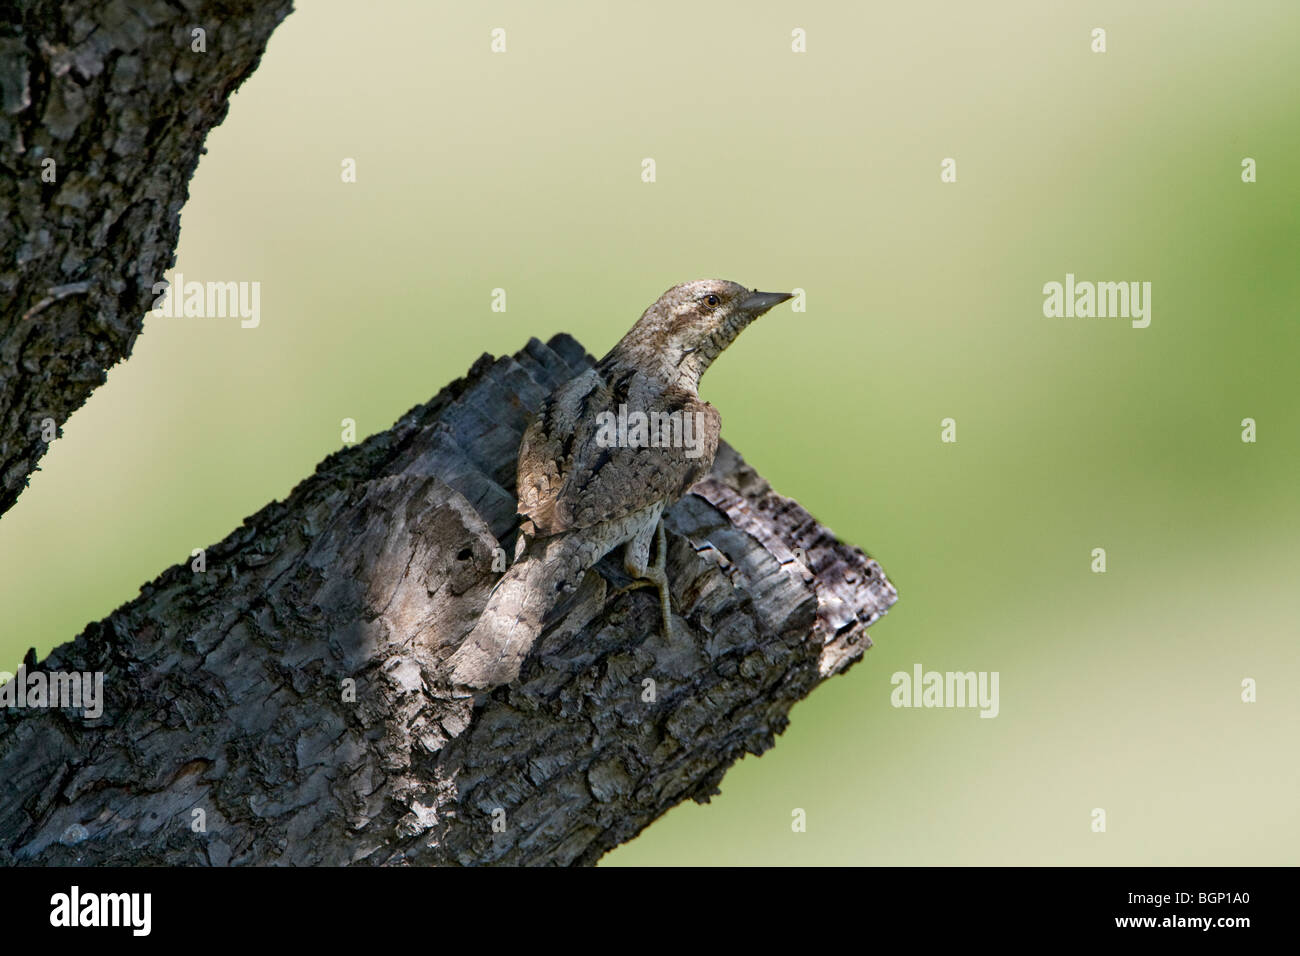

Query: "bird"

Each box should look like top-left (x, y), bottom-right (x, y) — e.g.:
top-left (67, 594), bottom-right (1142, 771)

top-left (446, 279), bottom-right (793, 691)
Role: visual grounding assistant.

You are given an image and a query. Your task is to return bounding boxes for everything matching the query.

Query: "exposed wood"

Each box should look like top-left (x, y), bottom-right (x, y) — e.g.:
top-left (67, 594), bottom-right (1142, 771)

top-left (0, 335), bottom-right (897, 866)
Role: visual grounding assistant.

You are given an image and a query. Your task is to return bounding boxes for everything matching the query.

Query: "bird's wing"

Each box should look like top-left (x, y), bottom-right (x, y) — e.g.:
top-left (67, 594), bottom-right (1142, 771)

top-left (516, 368), bottom-right (719, 536)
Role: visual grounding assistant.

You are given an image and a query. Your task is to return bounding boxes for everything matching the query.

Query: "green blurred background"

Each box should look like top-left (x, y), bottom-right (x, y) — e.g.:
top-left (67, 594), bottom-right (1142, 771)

top-left (2, 1), bottom-right (1297, 864)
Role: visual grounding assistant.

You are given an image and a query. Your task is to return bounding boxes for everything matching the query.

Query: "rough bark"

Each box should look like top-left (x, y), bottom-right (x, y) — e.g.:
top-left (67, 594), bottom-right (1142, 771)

top-left (0, 0), bottom-right (294, 520)
top-left (0, 334), bottom-right (898, 866)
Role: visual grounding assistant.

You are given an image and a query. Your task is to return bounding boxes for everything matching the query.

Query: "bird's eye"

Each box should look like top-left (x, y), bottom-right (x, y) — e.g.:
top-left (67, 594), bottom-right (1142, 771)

top-left (705, 294), bottom-right (720, 307)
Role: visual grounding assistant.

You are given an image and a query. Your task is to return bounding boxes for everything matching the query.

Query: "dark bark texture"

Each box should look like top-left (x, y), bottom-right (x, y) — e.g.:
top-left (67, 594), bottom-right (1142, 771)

top-left (0, 335), bottom-right (898, 865)
top-left (0, 0), bottom-right (294, 519)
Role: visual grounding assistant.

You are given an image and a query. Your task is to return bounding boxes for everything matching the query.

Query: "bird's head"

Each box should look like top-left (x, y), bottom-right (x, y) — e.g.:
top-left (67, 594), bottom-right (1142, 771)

top-left (604, 279), bottom-right (793, 388)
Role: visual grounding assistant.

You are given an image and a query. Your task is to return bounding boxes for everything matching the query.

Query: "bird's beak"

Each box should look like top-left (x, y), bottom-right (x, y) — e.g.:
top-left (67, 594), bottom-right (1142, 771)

top-left (740, 290), bottom-right (794, 316)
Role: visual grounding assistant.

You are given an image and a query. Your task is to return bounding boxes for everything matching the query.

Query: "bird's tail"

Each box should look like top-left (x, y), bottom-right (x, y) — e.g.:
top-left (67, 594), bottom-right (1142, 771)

top-left (446, 533), bottom-right (591, 690)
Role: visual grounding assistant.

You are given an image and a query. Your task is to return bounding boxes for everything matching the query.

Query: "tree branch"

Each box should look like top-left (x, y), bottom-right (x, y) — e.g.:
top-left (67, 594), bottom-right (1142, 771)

top-left (0, 0), bottom-right (294, 519)
top-left (0, 335), bottom-right (897, 866)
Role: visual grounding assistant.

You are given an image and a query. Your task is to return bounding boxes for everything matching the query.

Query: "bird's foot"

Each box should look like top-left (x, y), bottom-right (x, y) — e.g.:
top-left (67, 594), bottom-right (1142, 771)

top-left (615, 520), bottom-right (676, 639)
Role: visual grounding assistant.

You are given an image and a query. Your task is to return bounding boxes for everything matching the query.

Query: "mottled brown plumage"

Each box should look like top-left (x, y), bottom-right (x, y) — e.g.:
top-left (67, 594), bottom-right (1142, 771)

top-left (448, 279), bottom-right (792, 690)
top-left (516, 370), bottom-right (718, 536)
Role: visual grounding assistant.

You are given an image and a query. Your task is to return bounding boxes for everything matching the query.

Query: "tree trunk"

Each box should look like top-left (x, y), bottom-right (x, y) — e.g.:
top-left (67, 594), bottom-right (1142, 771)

top-left (0, 334), bottom-right (897, 865)
top-left (0, 0), bottom-right (294, 519)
